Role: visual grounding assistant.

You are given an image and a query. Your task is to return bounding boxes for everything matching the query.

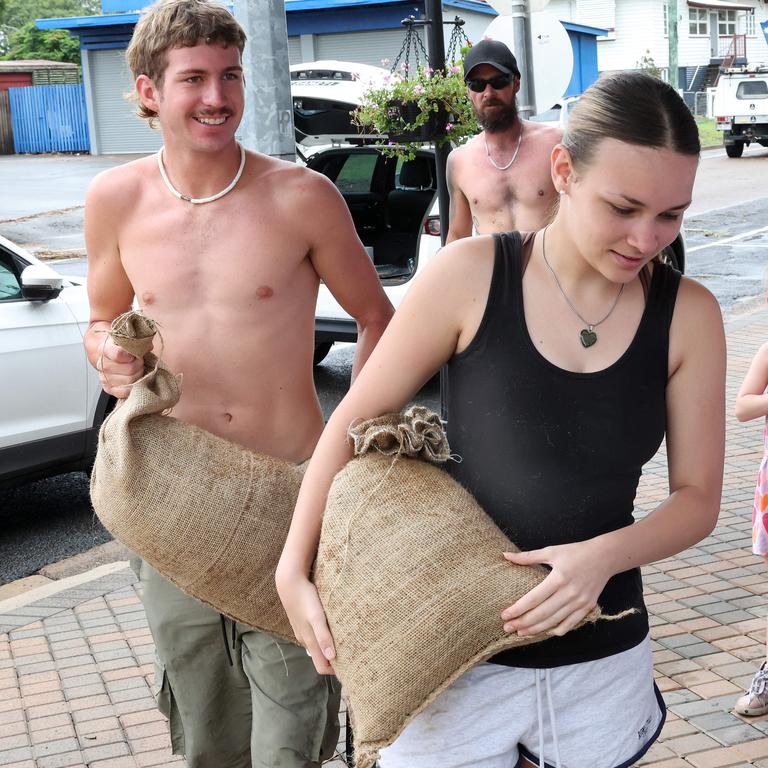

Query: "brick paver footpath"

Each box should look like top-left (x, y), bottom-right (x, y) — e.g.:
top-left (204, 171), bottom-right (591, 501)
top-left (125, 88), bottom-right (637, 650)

top-left (1, 306), bottom-right (768, 768)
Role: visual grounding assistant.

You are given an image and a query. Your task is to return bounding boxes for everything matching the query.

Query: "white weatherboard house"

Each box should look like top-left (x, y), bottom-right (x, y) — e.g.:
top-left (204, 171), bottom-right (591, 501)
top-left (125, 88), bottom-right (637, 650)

top-left (38, 0), bottom-right (605, 155)
top-left (547, 0), bottom-right (768, 97)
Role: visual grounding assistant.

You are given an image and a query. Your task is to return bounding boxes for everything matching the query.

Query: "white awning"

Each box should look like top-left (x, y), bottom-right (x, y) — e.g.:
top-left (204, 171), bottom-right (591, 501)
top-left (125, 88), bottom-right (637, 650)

top-left (688, 0), bottom-right (755, 11)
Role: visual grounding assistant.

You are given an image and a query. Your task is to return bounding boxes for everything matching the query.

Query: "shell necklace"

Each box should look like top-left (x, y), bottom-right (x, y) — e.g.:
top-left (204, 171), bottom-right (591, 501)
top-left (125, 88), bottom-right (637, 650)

top-left (541, 226), bottom-right (624, 349)
top-left (484, 122), bottom-right (523, 171)
top-left (156, 142), bottom-right (246, 204)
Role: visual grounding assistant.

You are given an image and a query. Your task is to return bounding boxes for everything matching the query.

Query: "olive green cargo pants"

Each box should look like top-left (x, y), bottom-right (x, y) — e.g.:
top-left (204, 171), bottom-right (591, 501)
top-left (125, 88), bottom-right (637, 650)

top-left (134, 559), bottom-right (341, 768)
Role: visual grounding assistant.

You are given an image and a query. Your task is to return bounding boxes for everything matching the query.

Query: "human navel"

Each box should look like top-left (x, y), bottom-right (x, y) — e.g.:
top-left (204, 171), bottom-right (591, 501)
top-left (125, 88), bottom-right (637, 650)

top-left (141, 291), bottom-right (155, 306)
top-left (256, 285), bottom-right (274, 299)
top-left (223, 412), bottom-right (233, 423)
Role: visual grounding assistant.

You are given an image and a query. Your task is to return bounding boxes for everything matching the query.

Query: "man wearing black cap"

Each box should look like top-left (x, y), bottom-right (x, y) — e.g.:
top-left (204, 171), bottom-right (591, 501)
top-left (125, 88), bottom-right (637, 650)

top-left (445, 38), bottom-right (561, 242)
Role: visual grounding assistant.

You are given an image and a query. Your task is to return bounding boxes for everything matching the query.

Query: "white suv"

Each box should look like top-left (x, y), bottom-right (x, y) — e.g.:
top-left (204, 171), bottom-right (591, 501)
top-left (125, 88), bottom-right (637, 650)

top-left (0, 235), bottom-right (113, 487)
top-left (292, 61), bottom-right (442, 364)
top-left (308, 145), bottom-right (441, 364)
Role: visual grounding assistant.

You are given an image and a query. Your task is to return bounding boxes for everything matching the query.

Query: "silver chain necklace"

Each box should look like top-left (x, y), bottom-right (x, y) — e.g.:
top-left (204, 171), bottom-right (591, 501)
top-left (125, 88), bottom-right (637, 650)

top-left (157, 142), bottom-right (246, 204)
top-left (541, 227), bottom-right (624, 348)
top-left (484, 122), bottom-right (523, 171)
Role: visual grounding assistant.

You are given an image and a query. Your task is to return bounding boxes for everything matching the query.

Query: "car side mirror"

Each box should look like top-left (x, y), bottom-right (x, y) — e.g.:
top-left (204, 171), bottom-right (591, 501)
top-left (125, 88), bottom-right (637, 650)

top-left (20, 264), bottom-right (64, 302)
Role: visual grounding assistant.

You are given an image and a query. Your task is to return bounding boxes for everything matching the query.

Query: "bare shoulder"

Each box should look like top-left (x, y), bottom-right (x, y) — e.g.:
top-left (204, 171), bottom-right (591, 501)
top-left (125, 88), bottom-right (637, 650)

top-left (523, 120), bottom-right (563, 147)
top-left (669, 276), bottom-right (725, 365)
top-left (749, 339), bottom-right (768, 365)
top-left (424, 233), bottom-right (495, 289)
top-left (87, 155), bottom-right (154, 213)
top-left (455, 134), bottom-right (484, 158)
top-left (251, 151), bottom-right (341, 209)
top-left (675, 275), bottom-right (722, 324)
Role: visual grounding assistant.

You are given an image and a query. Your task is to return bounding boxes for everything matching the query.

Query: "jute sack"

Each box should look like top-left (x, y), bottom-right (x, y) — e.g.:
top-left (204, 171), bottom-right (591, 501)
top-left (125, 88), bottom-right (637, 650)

top-left (90, 311), bottom-right (301, 642)
top-left (314, 406), bottom-right (605, 768)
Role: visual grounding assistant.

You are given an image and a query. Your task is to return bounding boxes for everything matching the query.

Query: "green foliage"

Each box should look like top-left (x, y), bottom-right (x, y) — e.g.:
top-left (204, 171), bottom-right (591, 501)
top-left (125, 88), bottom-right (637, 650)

top-left (637, 49), bottom-right (662, 79)
top-left (352, 60), bottom-right (478, 160)
top-left (2, 20), bottom-right (80, 62)
top-left (0, 0), bottom-right (95, 58)
top-left (2, 0), bottom-right (97, 29)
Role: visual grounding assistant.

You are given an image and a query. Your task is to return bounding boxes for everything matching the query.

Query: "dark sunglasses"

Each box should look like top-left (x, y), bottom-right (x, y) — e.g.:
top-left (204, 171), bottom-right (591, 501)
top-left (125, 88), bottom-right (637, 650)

top-left (466, 74), bottom-right (513, 93)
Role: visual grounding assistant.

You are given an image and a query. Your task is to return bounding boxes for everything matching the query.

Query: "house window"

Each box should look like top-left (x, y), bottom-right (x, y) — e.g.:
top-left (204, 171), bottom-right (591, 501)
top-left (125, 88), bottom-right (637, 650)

top-left (689, 8), bottom-right (708, 36)
top-left (718, 9), bottom-right (737, 36)
top-left (743, 10), bottom-right (755, 36)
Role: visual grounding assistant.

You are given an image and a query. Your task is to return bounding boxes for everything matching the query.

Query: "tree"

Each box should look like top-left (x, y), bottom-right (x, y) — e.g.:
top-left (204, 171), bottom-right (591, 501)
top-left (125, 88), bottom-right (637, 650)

top-left (2, 20), bottom-right (80, 63)
top-left (2, 0), bottom-right (98, 30)
top-left (0, 0), bottom-right (98, 58)
top-left (637, 49), bottom-right (662, 79)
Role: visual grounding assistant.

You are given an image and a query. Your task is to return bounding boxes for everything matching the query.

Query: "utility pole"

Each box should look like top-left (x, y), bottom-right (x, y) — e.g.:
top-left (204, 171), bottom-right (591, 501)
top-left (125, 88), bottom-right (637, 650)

top-left (234, 0), bottom-right (296, 161)
top-left (668, 0), bottom-right (679, 90)
top-left (424, 0), bottom-right (450, 248)
top-left (509, 0), bottom-right (537, 117)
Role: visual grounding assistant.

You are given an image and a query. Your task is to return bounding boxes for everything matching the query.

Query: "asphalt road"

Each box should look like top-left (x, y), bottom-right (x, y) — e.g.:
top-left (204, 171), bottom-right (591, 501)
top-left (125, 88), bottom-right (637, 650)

top-left (0, 146), bottom-right (765, 584)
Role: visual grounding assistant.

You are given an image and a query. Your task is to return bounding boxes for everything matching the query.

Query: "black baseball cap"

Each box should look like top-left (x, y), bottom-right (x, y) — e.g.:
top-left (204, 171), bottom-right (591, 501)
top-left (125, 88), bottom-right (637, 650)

top-left (463, 39), bottom-right (521, 81)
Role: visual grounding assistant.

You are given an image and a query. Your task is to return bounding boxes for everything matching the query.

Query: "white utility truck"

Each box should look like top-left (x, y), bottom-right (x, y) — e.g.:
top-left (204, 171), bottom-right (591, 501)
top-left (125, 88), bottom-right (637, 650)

top-left (713, 64), bottom-right (768, 158)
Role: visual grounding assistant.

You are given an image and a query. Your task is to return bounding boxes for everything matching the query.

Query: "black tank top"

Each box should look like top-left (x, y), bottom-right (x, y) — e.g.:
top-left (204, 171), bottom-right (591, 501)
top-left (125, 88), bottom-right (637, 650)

top-left (447, 231), bottom-right (681, 668)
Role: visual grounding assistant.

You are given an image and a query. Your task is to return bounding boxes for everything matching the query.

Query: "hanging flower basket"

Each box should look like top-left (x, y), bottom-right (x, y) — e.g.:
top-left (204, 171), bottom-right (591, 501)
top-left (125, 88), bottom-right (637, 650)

top-left (353, 64), bottom-right (478, 159)
top-left (385, 99), bottom-right (450, 143)
top-left (351, 18), bottom-right (477, 159)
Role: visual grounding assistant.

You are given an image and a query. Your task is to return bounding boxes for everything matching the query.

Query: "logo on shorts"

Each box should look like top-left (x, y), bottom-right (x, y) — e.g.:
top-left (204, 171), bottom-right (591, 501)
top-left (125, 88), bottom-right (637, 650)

top-left (637, 715), bottom-right (653, 741)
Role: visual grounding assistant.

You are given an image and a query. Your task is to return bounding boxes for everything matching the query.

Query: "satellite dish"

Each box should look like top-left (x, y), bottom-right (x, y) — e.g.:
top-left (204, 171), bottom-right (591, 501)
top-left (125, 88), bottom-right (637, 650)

top-left (483, 11), bottom-right (573, 114)
top-left (484, 0), bottom-right (551, 14)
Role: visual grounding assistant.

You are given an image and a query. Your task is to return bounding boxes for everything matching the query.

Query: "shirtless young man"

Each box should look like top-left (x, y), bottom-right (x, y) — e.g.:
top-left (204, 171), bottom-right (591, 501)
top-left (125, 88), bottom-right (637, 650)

top-left (445, 39), bottom-right (562, 242)
top-left (83, 1), bottom-right (392, 766)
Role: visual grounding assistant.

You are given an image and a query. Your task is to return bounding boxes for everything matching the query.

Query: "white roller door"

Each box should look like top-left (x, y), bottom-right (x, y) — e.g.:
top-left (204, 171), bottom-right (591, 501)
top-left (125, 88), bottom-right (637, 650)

top-left (90, 48), bottom-right (163, 154)
top-left (288, 36), bottom-right (302, 64)
top-left (315, 28), bottom-right (425, 69)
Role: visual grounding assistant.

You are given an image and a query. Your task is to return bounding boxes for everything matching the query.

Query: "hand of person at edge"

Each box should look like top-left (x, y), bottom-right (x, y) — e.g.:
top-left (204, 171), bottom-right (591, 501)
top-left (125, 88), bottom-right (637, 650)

top-left (500, 539), bottom-right (612, 637)
top-left (277, 573), bottom-right (336, 675)
top-left (97, 337), bottom-right (144, 399)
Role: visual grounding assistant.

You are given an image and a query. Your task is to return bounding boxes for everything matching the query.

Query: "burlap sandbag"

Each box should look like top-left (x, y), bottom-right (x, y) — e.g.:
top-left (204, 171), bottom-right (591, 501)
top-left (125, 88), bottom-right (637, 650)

top-left (314, 406), bottom-right (606, 768)
top-left (90, 311), bottom-right (301, 641)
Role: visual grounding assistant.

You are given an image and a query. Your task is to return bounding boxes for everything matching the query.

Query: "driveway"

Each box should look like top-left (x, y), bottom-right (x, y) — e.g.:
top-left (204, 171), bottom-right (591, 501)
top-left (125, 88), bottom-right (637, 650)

top-left (0, 153), bottom-right (145, 220)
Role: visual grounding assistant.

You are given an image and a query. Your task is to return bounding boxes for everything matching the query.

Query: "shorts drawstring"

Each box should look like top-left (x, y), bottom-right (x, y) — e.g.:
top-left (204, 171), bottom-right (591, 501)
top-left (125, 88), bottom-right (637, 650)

top-left (534, 669), bottom-right (562, 768)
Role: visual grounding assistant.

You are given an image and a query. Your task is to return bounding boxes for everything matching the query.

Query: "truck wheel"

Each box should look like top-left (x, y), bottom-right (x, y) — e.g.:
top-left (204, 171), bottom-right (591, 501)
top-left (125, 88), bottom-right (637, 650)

top-left (725, 142), bottom-right (744, 158)
top-left (313, 342), bottom-right (333, 366)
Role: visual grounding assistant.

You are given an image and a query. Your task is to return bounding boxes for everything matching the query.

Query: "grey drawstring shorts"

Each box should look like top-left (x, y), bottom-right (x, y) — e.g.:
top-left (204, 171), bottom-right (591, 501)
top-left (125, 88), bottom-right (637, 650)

top-left (378, 635), bottom-right (664, 768)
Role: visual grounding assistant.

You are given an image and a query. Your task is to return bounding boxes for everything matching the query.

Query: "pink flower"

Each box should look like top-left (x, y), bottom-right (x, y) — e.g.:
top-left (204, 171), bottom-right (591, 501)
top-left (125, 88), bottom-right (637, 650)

top-left (381, 58), bottom-right (391, 66)
top-left (414, 84), bottom-right (425, 94)
top-left (400, 62), bottom-right (408, 70)
top-left (426, 67), bottom-right (434, 74)
top-left (449, 65), bottom-right (461, 74)
top-left (446, 122), bottom-right (454, 131)
top-left (383, 74), bottom-right (391, 82)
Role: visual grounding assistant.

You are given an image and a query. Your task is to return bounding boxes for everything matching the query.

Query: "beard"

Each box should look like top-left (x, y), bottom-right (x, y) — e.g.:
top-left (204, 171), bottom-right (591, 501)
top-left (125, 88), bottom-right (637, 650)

top-left (475, 98), bottom-right (518, 134)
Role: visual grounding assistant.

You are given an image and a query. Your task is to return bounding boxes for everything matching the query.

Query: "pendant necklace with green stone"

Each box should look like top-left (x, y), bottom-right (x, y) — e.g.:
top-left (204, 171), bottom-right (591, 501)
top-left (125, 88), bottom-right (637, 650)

top-left (541, 226), bottom-right (624, 349)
